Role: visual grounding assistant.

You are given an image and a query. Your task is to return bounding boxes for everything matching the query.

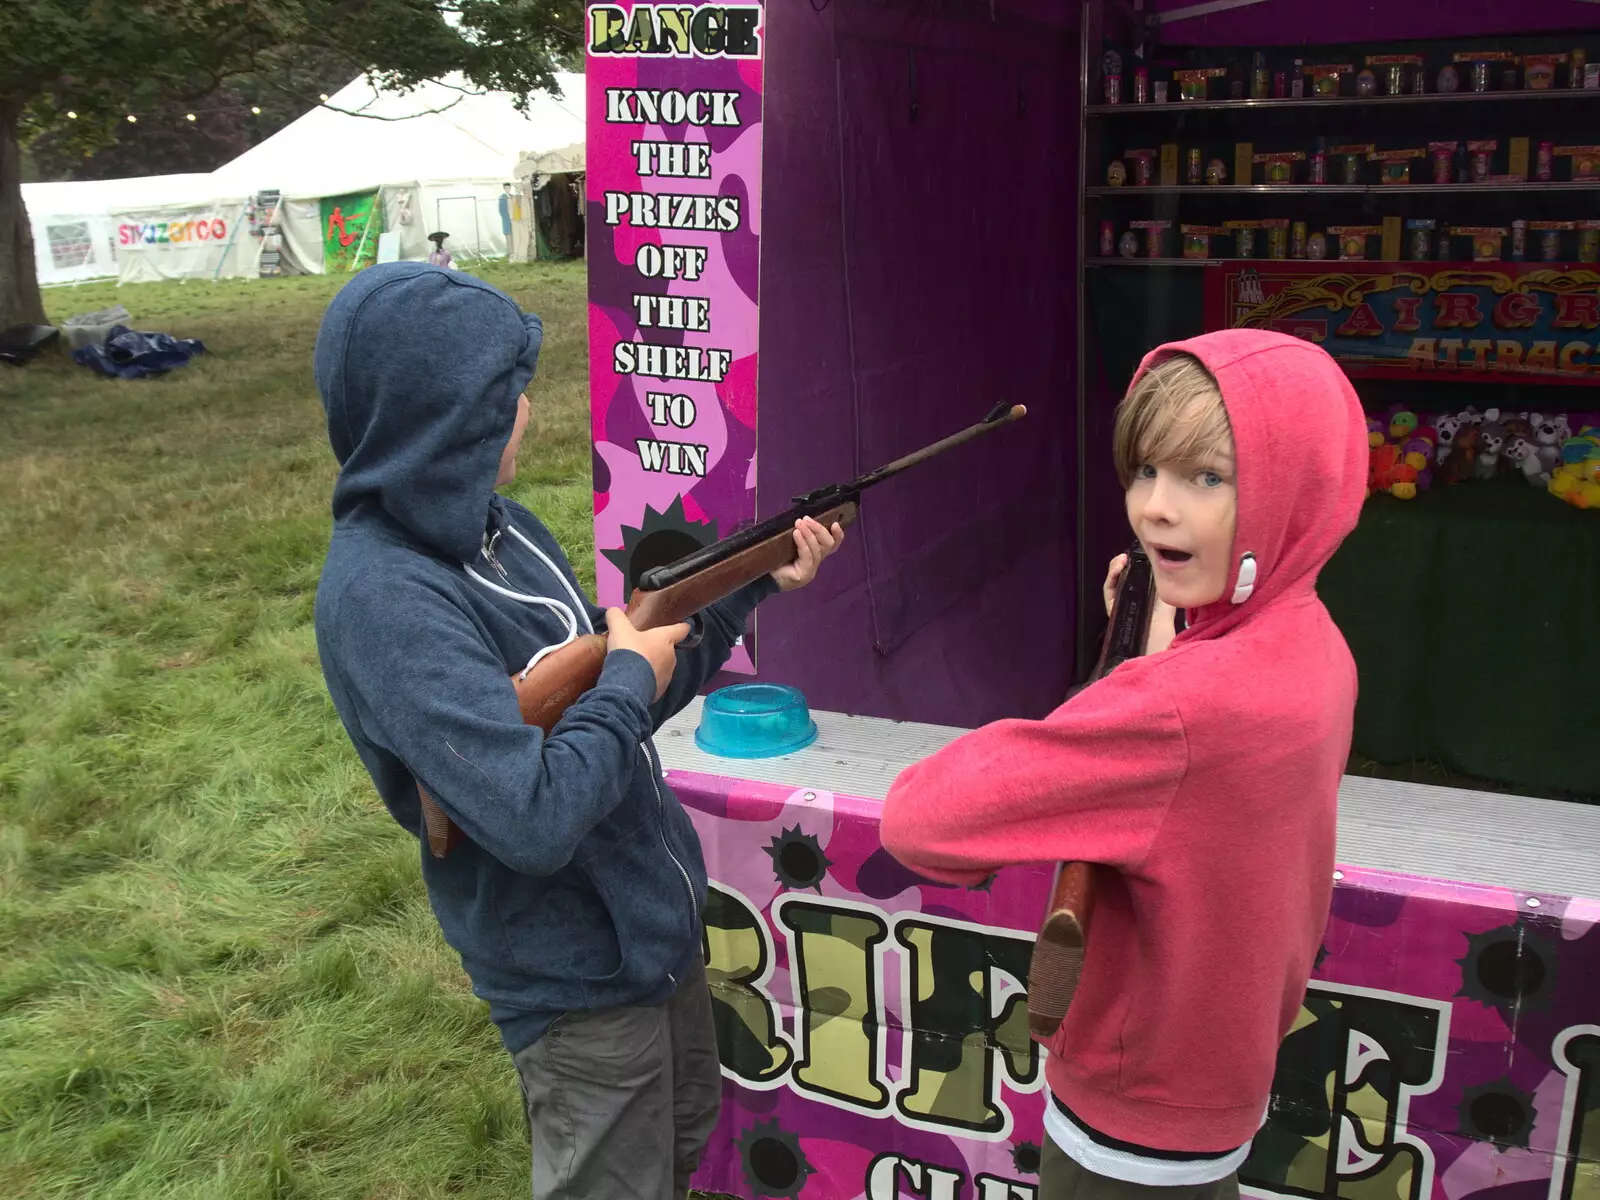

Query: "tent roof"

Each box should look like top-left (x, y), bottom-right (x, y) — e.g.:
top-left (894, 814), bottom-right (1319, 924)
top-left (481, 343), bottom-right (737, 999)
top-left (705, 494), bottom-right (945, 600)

top-left (22, 173), bottom-right (221, 217)
top-left (209, 71), bottom-right (585, 199)
top-left (516, 142), bottom-right (585, 178)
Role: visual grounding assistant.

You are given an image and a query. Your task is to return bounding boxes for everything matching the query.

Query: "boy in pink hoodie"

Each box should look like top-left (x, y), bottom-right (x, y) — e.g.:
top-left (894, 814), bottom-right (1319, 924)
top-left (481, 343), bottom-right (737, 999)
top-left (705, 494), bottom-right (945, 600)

top-left (881, 330), bottom-right (1369, 1199)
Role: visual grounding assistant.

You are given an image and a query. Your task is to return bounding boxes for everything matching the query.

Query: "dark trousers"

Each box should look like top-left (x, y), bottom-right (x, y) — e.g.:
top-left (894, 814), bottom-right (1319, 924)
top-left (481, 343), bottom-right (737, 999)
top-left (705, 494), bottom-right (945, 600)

top-left (512, 953), bottom-right (722, 1199)
top-left (1040, 1136), bottom-right (1241, 1200)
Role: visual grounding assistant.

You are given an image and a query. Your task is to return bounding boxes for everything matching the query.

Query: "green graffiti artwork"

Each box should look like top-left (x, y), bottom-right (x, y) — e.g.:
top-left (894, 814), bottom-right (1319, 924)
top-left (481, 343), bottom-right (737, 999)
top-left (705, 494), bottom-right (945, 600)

top-left (775, 898), bottom-right (891, 1110)
top-left (703, 885), bottom-right (793, 1084)
top-left (895, 917), bottom-right (1039, 1134)
top-left (1243, 986), bottom-right (1446, 1200)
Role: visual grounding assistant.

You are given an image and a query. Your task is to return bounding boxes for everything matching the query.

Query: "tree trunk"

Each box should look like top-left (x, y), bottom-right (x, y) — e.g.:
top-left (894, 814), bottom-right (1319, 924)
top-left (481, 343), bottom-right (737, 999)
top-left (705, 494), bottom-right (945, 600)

top-left (0, 100), bottom-right (49, 330)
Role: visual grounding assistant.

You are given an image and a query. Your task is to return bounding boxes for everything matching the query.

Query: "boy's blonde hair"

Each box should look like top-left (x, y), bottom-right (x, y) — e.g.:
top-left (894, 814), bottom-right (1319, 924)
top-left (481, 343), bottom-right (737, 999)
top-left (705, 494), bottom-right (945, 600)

top-left (1112, 353), bottom-right (1233, 488)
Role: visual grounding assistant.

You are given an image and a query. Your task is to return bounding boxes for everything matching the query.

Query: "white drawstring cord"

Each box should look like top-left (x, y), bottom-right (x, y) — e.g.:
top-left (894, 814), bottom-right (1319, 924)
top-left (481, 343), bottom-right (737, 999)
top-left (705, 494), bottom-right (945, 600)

top-left (462, 522), bottom-right (596, 680)
top-left (503, 525), bottom-right (594, 635)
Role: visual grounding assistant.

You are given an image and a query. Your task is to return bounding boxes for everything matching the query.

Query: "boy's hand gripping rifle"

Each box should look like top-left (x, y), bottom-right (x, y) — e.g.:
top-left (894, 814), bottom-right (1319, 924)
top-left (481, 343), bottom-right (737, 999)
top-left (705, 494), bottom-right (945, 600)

top-left (417, 402), bottom-right (1029, 858)
top-left (1025, 544), bottom-right (1156, 1040)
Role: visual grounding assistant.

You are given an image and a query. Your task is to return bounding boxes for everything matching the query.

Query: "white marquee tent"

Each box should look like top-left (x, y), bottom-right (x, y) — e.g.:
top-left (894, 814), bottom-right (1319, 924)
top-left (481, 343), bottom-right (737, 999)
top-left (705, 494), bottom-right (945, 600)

top-left (24, 70), bottom-right (585, 286)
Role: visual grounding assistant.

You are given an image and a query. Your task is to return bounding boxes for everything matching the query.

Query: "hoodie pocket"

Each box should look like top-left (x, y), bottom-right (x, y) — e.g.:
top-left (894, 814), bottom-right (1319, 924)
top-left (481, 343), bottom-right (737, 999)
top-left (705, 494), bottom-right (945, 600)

top-left (577, 806), bottom-right (697, 1003)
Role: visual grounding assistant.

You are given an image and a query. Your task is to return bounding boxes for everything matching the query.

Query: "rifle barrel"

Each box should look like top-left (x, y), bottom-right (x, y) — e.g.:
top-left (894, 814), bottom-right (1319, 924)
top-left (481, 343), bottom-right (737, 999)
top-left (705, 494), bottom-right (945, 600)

top-left (635, 403), bottom-right (1027, 593)
top-left (841, 402), bottom-right (1026, 493)
top-left (636, 496), bottom-right (849, 592)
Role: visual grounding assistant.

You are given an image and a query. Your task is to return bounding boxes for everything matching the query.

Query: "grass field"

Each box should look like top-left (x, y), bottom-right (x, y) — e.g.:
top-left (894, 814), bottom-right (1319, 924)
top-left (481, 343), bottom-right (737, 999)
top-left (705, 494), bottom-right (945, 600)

top-left (0, 263), bottom-right (593, 1198)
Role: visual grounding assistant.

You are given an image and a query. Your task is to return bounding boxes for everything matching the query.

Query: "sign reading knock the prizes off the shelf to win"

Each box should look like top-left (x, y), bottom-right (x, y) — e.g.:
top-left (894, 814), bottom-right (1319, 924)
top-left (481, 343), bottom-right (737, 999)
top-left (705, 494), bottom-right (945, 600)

top-left (587, 3), bottom-right (765, 673)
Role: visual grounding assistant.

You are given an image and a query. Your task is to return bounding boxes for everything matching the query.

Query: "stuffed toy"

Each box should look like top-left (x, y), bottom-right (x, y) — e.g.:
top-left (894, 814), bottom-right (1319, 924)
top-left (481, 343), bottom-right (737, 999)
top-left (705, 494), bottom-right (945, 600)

top-left (1548, 427), bottom-right (1600, 509)
top-left (1440, 423), bottom-right (1480, 485)
top-left (1388, 408), bottom-right (1420, 442)
top-left (1476, 422), bottom-right (1509, 480)
top-left (1432, 412), bottom-right (1462, 465)
top-left (1505, 437), bottom-right (1551, 487)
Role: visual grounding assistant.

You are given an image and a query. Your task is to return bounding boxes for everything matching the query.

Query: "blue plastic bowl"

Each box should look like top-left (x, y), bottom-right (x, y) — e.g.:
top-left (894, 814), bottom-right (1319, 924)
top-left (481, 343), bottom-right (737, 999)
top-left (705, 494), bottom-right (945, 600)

top-left (694, 683), bottom-right (819, 759)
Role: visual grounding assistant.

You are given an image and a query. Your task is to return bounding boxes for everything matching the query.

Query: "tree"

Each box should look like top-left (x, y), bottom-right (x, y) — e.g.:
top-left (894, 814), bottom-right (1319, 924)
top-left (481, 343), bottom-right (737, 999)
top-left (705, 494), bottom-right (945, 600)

top-left (29, 48), bottom-right (367, 184)
top-left (29, 84), bottom-right (252, 182)
top-left (1, 0), bottom-right (583, 328)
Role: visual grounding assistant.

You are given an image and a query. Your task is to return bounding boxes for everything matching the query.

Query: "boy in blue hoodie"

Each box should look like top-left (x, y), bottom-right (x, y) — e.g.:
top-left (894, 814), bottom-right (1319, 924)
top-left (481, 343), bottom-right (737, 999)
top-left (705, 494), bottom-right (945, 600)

top-left (312, 262), bottom-right (840, 1199)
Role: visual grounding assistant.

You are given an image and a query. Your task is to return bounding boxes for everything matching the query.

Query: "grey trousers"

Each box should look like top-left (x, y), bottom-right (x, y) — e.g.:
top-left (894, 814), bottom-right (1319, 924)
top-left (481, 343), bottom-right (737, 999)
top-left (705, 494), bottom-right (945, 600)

top-left (1040, 1137), bottom-right (1241, 1200)
top-left (511, 952), bottom-right (723, 1200)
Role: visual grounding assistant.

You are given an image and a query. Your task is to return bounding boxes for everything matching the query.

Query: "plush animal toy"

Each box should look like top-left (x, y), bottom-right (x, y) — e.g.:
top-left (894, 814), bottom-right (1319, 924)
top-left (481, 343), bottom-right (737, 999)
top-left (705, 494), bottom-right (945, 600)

top-left (1368, 443), bottom-right (1425, 498)
top-left (1432, 412), bottom-right (1462, 465)
top-left (1440, 424), bottom-right (1480, 484)
top-left (1364, 413), bottom-right (1436, 499)
top-left (1529, 412), bottom-right (1569, 474)
top-left (1547, 427), bottom-right (1600, 509)
top-left (1476, 423), bottom-right (1508, 480)
top-left (1388, 409), bottom-right (1420, 442)
top-left (1505, 437), bottom-right (1550, 486)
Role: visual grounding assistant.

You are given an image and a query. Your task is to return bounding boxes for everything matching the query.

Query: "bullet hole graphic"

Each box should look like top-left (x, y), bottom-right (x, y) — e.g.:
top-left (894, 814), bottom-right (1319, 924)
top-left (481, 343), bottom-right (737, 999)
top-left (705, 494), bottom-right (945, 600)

top-left (600, 496), bottom-right (718, 593)
top-left (736, 1120), bottom-right (815, 1199)
top-left (1012, 1141), bottom-right (1042, 1175)
top-left (1458, 1079), bottom-right (1536, 1149)
top-left (765, 825), bottom-right (832, 892)
top-left (1456, 923), bottom-right (1556, 1012)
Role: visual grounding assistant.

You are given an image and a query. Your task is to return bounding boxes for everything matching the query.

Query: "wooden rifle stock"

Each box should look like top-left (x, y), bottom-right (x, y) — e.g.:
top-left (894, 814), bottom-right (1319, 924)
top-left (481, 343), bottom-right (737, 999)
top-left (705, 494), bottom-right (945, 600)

top-left (1024, 545), bottom-right (1155, 1041)
top-left (417, 501), bottom-right (859, 857)
top-left (414, 401), bottom-right (1029, 859)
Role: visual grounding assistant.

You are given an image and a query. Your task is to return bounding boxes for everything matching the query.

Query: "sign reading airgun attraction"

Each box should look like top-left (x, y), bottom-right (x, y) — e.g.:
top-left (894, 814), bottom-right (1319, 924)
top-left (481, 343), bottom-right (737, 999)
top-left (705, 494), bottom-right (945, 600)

top-left (672, 774), bottom-right (1600, 1200)
top-left (1206, 263), bottom-right (1600, 385)
top-left (586, 2), bottom-right (765, 671)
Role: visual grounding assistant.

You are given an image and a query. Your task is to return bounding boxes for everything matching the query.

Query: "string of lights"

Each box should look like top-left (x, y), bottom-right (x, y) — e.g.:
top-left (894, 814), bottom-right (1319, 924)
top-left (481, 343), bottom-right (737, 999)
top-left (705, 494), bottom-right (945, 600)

top-left (60, 95), bottom-right (333, 124)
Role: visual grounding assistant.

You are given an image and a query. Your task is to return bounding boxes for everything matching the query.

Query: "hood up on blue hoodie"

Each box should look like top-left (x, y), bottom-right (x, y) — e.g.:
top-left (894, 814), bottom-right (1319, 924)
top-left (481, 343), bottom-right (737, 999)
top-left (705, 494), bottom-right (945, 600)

top-left (313, 261), bottom-right (544, 563)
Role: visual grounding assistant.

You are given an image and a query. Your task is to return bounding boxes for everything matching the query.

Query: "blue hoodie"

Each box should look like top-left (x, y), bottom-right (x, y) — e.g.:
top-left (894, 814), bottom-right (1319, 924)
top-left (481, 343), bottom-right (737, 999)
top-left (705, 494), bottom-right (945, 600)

top-left (311, 262), bottom-right (773, 1053)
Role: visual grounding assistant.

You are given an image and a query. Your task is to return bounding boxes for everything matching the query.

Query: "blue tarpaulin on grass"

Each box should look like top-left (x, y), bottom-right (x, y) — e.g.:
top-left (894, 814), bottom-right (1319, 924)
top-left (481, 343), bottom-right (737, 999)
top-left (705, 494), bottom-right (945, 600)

top-left (72, 325), bottom-right (207, 379)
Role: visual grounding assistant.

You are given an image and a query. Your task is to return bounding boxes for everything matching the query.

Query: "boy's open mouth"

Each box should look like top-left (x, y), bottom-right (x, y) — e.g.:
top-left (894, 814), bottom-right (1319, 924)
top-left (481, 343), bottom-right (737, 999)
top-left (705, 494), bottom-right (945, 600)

top-left (1154, 547), bottom-right (1193, 564)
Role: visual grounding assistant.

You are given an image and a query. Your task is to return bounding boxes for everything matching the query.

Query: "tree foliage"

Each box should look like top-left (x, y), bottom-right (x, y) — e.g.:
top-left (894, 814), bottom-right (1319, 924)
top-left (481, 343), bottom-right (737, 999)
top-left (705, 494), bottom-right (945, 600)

top-left (1, 0), bottom-right (584, 327)
top-left (28, 46), bottom-right (362, 183)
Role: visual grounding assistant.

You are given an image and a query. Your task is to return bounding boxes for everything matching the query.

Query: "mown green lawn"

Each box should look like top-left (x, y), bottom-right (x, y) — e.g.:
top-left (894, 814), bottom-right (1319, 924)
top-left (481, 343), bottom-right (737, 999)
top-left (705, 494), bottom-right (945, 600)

top-left (0, 263), bottom-right (596, 1198)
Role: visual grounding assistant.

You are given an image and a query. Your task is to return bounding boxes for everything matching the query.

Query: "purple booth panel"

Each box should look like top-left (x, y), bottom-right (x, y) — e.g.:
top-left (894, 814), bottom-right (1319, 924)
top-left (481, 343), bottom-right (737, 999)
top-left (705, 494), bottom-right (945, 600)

top-left (746, 0), bottom-right (1084, 728)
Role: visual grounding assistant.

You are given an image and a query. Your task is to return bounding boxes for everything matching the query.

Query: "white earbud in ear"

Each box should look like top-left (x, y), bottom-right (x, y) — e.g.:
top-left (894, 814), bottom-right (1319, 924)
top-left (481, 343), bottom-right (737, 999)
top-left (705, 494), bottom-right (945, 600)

top-left (1230, 552), bottom-right (1257, 605)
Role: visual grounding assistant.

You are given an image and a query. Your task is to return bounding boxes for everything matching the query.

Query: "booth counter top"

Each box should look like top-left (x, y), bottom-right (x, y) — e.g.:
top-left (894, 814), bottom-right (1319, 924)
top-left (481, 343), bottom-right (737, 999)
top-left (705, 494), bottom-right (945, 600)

top-left (657, 696), bottom-right (1600, 902)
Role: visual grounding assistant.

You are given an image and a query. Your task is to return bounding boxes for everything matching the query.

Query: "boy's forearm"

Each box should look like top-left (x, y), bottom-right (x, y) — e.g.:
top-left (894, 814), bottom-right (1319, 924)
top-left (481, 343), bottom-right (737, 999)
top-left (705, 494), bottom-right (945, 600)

top-left (881, 740), bottom-right (1027, 883)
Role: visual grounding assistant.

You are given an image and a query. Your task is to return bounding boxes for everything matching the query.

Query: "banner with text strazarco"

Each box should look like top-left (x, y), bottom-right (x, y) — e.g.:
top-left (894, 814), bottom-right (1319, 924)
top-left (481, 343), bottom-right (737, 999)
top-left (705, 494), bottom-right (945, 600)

top-left (587, 3), bottom-right (764, 671)
top-left (671, 771), bottom-right (1600, 1200)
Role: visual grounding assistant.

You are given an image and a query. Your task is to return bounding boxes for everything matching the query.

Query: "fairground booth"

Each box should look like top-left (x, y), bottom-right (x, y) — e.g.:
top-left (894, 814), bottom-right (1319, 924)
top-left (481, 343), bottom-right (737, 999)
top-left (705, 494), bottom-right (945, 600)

top-left (583, 3), bottom-right (1600, 1198)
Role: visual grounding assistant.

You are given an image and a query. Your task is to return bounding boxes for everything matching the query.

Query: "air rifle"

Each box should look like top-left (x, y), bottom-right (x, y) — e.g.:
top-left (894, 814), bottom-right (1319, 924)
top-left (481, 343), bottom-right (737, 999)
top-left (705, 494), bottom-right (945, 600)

top-left (417, 401), bottom-right (1029, 858)
top-left (1025, 543), bottom-right (1156, 1040)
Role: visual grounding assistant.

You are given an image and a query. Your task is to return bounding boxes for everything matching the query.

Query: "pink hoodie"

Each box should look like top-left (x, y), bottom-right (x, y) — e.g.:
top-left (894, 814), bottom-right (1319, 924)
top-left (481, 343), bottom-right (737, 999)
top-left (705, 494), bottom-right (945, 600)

top-left (880, 330), bottom-right (1369, 1153)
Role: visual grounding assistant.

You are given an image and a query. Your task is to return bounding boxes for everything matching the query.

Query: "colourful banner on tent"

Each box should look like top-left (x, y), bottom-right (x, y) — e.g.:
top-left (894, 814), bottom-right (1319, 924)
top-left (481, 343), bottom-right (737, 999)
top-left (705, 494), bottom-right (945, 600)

top-left (116, 214), bottom-right (228, 248)
top-left (671, 770), bottom-right (1600, 1200)
top-left (320, 190), bottom-right (379, 272)
top-left (586, 2), bottom-right (765, 672)
top-left (1204, 262), bottom-right (1600, 386)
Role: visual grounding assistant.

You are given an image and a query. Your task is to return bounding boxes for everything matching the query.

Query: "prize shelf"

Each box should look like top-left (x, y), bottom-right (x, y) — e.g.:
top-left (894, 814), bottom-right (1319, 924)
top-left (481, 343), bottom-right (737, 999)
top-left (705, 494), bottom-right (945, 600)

top-left (1086, 257), bottom-right (1220, 267)
top-left (1084, 256), bottom-right (1599, 267)
top-left (1087, 182), bottom-right (1600, 197)
top-left (1085, 90), bottom-right (1600, 116)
